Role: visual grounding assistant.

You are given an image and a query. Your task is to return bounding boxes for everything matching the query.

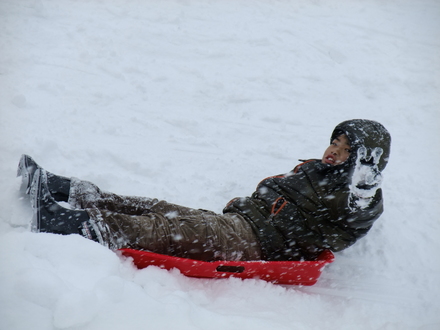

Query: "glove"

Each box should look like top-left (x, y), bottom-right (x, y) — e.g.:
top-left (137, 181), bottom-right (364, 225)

top-left (350, 146), bottom-right (383, 199)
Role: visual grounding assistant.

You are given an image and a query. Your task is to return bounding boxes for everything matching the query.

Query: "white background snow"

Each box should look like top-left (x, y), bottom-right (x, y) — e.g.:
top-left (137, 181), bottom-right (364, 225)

top-left (1, 0), bottom-right (439, 329)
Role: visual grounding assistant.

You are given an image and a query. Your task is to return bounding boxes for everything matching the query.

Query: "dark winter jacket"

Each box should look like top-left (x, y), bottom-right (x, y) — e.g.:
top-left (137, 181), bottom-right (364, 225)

top-left (223, 119), bottom-right (391, 261)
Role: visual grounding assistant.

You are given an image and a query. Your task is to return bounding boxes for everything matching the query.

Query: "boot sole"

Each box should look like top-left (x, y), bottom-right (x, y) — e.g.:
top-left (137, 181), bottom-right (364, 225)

top-left (17, 154), bottom-right (39, 195)
top-left (29, 168), bottom-right (42, 232)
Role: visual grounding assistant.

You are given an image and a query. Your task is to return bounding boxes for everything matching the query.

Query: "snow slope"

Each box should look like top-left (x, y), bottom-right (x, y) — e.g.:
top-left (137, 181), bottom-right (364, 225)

top-left (1, 0), bottom-right (439, 329)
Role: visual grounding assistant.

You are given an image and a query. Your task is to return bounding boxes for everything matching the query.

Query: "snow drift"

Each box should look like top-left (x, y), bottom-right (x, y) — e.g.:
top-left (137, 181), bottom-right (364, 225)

top-left (1, 0), bottom-right (439, 329)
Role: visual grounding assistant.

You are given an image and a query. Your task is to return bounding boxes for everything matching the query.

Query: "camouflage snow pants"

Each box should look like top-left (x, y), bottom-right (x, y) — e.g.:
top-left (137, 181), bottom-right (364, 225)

top-left (68, 178), bottom-right (262, 262)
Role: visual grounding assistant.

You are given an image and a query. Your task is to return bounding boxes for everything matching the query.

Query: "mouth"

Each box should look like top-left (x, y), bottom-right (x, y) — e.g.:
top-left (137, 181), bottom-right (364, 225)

top-left (324, 155), bottom-right (336, 165)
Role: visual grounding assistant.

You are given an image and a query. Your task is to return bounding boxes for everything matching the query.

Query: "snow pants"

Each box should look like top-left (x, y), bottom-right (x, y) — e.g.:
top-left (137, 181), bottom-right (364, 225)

top-left (68, 179), bottom-right (262, 262)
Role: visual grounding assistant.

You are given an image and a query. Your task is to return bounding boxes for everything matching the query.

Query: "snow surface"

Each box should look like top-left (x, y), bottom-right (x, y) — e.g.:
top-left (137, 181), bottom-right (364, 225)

top-left (1, 0), bottom-right (439, 329)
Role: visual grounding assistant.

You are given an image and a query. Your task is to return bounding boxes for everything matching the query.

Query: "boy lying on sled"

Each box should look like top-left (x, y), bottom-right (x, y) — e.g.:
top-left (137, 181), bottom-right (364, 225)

top-left (18, 119), bottom-right (391, 262)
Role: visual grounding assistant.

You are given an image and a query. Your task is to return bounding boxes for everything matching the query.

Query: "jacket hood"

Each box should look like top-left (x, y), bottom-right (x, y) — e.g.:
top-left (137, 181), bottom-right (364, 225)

top-left (331, 119), bottom-right (391, 172)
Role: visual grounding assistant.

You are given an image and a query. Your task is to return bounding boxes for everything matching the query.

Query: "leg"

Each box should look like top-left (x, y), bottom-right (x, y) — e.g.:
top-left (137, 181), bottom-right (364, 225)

top-left (93, 207), bottom-right (262, 261)
top-left (18, 155), bottom-right (165, 216)
top-left (171, 212), bottom-right (262, 261)
top-left (68, 178), bottom-right (159, 215)
top-left (149, 200), bottom-right (217, 217)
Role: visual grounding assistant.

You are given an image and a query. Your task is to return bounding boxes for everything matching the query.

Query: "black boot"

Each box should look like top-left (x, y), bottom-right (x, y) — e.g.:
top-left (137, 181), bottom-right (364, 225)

top-left (30, 168), bottom-right (100, 242)
top-left (46, 172), bottom-right (71, 202)
top-left (18, 154), bottom-right (71, 202)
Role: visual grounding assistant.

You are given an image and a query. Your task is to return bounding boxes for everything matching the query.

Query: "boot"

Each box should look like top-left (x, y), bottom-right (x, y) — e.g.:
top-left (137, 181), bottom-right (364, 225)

top-left (18, 154), bottom-right (71, 202)
top-left (47, 172), bottom-right (71, 202)
top-left (30, 168), bottom-right (99, 242)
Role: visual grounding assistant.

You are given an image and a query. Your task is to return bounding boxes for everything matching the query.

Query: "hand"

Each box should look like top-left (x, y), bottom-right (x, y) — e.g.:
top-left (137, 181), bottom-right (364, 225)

top-left (350, 146), bottom-right (383, 199)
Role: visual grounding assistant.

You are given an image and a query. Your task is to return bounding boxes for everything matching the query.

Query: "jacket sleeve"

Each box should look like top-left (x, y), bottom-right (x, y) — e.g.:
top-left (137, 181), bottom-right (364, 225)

top-left (346, 188), bottom-right (383, 229)
top-left (321, 188), bottom-right (383, 252)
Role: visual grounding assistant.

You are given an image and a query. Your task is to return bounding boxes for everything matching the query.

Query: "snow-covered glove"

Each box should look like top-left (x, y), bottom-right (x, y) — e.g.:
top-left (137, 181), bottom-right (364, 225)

top-left (350, 146), bottom-right (383, 199)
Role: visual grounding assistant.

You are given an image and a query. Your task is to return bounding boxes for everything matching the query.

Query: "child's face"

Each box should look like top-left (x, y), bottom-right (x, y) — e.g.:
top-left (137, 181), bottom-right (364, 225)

top-left (322, 134), bottom-right (351, 165)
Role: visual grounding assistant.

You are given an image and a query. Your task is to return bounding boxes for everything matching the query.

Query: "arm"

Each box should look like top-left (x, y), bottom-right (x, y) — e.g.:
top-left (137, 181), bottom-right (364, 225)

top-left (320, 148), bottom-right (385, 251)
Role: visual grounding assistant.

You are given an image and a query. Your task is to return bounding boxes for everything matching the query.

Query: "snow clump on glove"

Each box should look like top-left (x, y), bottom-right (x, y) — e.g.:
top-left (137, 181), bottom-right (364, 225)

top-left (349, 146), bottom-right (383, 208)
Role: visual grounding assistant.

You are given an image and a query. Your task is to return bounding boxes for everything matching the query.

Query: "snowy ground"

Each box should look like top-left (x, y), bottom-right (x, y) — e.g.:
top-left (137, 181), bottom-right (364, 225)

top-left (1, 1), bottom-right (439, 329)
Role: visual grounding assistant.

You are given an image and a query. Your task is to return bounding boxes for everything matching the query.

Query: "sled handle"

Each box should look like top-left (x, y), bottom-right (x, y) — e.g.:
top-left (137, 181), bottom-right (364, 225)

top-left (216, 265), bottom-right (245, 273)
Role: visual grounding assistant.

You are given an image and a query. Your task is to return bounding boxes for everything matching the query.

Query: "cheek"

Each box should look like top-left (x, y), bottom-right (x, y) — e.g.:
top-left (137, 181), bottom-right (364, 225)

top-left (341, 151), bottom-right (350, 162)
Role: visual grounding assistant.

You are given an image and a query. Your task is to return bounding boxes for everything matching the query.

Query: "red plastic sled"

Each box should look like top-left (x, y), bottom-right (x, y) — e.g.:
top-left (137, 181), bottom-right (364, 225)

top-left (119, 249), bottom-right (334, 285)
